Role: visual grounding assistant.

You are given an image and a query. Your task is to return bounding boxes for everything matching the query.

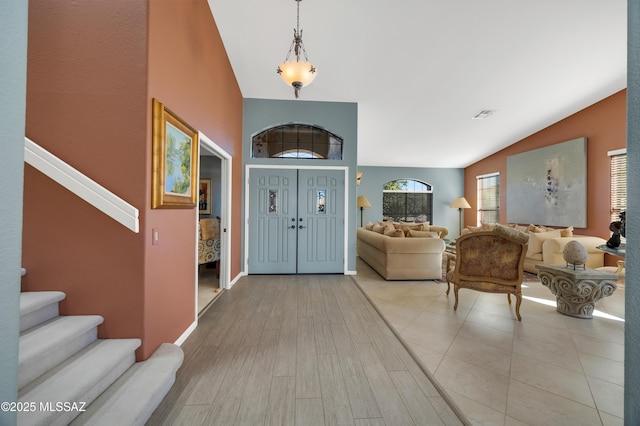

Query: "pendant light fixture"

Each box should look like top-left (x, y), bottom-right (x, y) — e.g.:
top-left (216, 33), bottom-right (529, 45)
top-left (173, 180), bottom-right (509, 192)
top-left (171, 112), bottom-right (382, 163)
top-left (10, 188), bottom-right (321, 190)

top-left (277, 0), bottom-right (317, 98)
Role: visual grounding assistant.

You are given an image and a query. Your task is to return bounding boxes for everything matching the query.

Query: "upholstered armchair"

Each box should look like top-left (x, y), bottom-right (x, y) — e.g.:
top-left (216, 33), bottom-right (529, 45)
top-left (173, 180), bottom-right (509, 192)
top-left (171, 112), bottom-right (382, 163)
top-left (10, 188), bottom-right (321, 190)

top-left (198, 217), bottom-right (221, 276)
top-left (446, 225), bottom-right (529, 320)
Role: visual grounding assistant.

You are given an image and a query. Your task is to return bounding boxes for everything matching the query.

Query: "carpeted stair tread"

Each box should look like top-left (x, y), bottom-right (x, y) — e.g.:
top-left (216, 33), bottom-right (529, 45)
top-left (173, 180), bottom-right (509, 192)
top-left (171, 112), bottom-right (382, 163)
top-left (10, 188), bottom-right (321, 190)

top-left (19, 315), bottom-right (104, 389)
top-left (18, 338), bottom-right (141, 426)
top-left (19, 291), bottom-right (66, 332)
top-left (71, 343), bottom-right (184, 426)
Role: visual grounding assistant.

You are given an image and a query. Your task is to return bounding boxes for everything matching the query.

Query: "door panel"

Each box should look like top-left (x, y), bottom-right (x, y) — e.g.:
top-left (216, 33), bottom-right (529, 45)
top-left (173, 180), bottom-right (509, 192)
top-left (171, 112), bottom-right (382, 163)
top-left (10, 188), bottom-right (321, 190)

top-left (248, 168), bottom-right (345, 275)
top-left (297, 170), bottom-right (344, 273)
top-left (248, 169), bottom-right (297, 274)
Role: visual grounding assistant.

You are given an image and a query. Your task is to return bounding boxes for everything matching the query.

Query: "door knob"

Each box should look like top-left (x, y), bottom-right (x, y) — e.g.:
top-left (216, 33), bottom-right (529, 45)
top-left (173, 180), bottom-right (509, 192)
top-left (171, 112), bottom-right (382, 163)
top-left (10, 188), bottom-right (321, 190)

top-left (289, 225), bottom-right (296, 229)
top-left (299, 225), bottom-right (307, 229)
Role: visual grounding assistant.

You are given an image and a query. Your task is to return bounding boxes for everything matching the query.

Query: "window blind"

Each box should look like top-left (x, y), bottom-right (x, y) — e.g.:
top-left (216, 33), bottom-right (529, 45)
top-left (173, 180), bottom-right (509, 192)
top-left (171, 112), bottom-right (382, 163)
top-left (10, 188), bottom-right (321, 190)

top-left (610, 152), bottom-right (626, 222)
top-left (477, 173), bottom-right (499, 225)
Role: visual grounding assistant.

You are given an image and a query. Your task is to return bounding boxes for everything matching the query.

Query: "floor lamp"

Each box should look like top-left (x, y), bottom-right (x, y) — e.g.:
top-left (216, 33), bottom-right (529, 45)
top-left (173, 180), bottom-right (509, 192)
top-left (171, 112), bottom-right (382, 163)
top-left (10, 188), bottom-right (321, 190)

top-left (357, 195), bottom-right (371, 227)
top-left (450, 197), bottom-right (471, 236)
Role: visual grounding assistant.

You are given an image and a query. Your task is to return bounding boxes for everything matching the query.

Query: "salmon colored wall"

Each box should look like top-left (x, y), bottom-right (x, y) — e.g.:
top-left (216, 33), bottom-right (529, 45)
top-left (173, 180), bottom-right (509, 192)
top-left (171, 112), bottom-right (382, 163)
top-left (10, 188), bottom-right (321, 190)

top-left (24, 0), bottom-right (148, 349)
top-left (23, 0), bottom-right (243, 360)
top-left (145, 1), bottom-right (243, 358)
top-left (464, 90), bottom-right (626, 263)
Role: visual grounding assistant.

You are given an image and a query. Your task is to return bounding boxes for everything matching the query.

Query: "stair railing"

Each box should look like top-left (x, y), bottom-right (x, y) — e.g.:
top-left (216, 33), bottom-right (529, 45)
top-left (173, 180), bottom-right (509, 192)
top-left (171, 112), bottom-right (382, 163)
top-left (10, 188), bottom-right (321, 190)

top-left (24, 137), bottom-right (139, 233)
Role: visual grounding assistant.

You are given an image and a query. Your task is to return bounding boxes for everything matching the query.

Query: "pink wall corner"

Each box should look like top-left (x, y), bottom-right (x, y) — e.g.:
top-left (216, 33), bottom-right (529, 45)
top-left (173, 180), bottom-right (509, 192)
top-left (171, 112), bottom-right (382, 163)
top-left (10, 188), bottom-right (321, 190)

top-left (464, 90), bottom-right (626, 264)
top-left (24, 0), bottom-right (149, 352)
top-left (143, 0), bottom-right (243, 359)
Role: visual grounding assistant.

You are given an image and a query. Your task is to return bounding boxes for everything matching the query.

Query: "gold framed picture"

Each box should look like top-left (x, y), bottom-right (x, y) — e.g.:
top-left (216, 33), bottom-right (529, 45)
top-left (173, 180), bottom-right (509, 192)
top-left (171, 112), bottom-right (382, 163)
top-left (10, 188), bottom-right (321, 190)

top-left (152, 99), bottom-right (199, 209)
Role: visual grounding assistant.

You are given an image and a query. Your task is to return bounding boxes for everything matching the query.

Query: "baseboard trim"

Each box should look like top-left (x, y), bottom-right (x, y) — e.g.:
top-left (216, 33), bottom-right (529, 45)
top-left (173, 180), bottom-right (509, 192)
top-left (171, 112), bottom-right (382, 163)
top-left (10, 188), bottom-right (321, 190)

top-left (174, 320), bottom-right (197, 347)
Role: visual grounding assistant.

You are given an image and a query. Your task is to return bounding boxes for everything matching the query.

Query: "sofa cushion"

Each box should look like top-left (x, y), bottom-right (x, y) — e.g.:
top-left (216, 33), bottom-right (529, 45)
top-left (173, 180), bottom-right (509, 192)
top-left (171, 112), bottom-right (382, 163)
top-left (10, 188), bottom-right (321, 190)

top-left (527, 229), bottom-right (561, 257)
top-left (384, 227), bottom-right (405, 237)
top-left (408, 230), bottom-right (440, 238)
top-left (365, 221), bottom-right (374, 230)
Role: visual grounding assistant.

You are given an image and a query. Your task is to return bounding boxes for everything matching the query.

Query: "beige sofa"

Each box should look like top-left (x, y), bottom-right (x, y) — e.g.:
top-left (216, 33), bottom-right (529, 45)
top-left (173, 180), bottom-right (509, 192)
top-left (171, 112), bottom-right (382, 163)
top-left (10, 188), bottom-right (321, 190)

top-left (523, 234), bottom-right (607, 274)
top-left (356, 227), bottom-right (446, 280)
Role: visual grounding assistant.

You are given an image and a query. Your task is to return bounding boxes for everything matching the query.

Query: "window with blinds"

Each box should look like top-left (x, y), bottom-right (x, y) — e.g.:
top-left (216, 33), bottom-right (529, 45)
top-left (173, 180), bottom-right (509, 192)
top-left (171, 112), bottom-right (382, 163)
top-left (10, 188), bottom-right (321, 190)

top-left (477, 173), bottom-right (499, 226)
top-left (610, 150), bottom-right (626, 222)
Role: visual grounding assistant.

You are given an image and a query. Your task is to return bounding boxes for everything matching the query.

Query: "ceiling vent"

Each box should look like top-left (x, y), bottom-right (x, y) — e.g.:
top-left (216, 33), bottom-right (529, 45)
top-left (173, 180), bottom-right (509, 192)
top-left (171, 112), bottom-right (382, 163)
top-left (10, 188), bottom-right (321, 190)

top-left (472, 109), bottom-right (496, 120)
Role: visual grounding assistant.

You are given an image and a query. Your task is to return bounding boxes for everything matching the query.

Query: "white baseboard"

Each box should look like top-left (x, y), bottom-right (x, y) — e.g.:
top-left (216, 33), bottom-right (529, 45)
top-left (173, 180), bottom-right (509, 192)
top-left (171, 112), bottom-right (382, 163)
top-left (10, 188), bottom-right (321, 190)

top-left (345, 270), bottom-right (357, 275)
top-left (174, 320), bottom-right (197, 346)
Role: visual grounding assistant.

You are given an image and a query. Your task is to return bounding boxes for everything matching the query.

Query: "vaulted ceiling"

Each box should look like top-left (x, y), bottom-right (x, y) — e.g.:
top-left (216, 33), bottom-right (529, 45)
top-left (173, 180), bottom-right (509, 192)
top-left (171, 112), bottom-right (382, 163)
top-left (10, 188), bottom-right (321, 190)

top-left (208, 0), bottom-right (627, 168)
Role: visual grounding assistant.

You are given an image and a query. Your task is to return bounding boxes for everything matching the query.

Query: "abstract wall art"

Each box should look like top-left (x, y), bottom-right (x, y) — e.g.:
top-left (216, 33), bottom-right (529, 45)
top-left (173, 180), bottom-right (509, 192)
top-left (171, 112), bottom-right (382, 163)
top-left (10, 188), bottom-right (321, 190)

top-left (506, 137), bottom-right (587, 227)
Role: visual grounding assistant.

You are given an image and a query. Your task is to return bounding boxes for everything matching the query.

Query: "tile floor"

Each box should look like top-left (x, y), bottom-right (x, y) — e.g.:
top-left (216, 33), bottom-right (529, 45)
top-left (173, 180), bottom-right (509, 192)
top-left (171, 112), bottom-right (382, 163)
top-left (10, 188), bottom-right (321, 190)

top-left (353, 258), bottom-right (625, 426)
top-left (198, 267), bottom-right (221, 313)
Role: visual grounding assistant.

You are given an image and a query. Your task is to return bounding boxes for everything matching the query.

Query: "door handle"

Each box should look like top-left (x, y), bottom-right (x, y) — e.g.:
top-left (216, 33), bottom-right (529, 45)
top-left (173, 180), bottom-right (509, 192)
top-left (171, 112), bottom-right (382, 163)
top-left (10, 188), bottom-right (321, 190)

top-left (299, 225), bottom-right (307, 229)
top-left (289, 225), bottom-right (296, 229)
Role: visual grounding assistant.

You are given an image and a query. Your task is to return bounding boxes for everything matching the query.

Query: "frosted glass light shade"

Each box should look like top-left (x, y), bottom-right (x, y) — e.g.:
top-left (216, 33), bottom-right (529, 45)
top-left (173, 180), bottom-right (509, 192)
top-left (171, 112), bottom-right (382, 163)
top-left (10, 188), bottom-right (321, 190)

top-left (278, 60), bottom-right (317, 88)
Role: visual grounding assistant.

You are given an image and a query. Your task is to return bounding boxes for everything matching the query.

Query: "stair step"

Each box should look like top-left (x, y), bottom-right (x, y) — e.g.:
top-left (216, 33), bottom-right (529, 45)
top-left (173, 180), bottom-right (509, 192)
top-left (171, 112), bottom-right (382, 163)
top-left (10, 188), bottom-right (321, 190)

top-left (20, 291), bottom-right (66, 332)
top-left (18, 338), bottom-right (141, 426)
top-left (19, 315), bottom-right (104, 389)
top-left (71, 343), bottom-right (184, 426)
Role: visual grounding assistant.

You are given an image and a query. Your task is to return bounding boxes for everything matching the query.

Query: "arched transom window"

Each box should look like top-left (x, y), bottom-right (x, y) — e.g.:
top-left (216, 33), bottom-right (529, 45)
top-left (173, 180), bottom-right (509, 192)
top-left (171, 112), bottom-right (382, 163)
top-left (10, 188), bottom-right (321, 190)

top-left (252, 124), bottom-right (343, 160)
top-left (383, 179), bottom-right (433, 223)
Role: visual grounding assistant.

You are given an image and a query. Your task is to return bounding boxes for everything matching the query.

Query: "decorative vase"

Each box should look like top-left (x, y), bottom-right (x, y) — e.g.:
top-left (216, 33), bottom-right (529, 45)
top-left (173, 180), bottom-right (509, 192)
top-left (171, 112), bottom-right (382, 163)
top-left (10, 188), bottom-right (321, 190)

top-left (563, 240), bottom-right (588, 269)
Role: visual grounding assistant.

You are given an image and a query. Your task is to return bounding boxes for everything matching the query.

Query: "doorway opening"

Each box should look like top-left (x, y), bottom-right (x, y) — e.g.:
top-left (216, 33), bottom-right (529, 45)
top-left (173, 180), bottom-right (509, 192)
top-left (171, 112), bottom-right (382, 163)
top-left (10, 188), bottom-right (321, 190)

top-left (197, 132), bottom-right (231, 315)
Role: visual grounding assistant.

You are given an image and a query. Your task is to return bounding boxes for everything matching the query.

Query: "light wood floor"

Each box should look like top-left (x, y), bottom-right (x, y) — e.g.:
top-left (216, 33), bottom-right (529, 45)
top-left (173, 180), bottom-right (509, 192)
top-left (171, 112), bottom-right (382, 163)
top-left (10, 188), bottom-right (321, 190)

top-left (149, 274), bottom-right (466, 425)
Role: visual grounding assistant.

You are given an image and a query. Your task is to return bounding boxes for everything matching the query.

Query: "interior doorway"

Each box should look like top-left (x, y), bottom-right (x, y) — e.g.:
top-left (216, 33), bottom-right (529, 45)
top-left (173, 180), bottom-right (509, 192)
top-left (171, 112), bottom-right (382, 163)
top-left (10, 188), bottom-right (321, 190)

top-left (197, 132), bottom-right (231, 315)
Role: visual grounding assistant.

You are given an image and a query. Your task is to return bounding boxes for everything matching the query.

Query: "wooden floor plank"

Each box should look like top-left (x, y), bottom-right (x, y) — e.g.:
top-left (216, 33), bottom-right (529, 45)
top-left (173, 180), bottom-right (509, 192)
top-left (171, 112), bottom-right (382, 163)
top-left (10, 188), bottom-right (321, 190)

top-left (295, 398), bottom-right (325, 426)
top-left (296, 316), bottom-right (321, 399)
top-left (265, 376), bottom-right (296, 426)
top-left (318, 353), bottom-right (356, 426)
top-left (330, 323), bottom-right (381, 419)
top-left (389, 370), bottom-right (446, 425)
top-left (355, 342), bottom-right (415, 426)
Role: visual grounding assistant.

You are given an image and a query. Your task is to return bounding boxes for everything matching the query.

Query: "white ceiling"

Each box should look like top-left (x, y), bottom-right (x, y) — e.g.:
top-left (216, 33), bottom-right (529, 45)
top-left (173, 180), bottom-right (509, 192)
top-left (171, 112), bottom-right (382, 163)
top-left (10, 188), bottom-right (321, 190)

top-left (208, 0), bottom-right (627, 168)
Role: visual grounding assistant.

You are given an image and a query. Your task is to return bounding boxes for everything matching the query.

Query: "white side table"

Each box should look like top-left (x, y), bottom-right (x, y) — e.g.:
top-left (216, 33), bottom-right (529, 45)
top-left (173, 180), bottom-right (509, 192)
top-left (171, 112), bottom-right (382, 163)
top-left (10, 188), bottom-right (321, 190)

top-left (536, 264), bottom-right (618, 318)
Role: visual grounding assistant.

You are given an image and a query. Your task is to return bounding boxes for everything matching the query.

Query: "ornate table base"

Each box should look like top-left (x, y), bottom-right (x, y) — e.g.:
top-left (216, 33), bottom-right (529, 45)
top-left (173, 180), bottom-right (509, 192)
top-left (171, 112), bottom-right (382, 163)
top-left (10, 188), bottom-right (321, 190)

top-left (536, 264), bottom-right (618, 319)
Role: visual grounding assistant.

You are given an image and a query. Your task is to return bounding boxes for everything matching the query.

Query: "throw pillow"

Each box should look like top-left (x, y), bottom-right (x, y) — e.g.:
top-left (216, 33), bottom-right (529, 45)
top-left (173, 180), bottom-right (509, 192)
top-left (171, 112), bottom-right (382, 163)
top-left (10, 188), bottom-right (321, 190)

top-left (560, 226), bottom-right (574, 237)
top-left (365, 221), bottom-right (374, 231)
top-left (408, 230), bottom-right (440, 238)
top-left (401, 223), bottom-right (425, 235)
top-left (526, 229), bottom-right (561, 257)
top-left (372, 224), bottom-right (385, 234)
top-left (384, 227), bottom-right (405, 237)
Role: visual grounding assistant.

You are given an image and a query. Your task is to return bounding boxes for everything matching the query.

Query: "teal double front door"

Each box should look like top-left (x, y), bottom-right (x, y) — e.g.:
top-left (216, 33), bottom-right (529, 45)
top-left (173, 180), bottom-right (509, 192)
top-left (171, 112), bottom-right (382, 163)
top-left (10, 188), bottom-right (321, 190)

top-left (248, 168), bottom-right (345, 274)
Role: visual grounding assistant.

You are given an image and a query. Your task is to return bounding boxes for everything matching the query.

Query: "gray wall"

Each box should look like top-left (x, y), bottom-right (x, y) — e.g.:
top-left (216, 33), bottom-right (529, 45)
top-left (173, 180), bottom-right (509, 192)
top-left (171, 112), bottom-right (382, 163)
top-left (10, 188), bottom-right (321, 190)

top-left (356, 166), bottom-right (465, 238)
top-left (0, 1), bottom-right (28, 424)
top-left (243, 98), bottom-right (358, 272)
top-left (626, 1), bottom-right (639, 422)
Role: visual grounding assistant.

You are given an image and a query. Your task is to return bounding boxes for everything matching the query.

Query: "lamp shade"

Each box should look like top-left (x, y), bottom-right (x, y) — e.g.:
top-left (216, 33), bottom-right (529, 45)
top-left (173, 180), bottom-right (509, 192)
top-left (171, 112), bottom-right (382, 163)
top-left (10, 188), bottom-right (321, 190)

top-left (357, 195), bottom-right (371, 208)
top-left (450, 197), bottom-right (471, 209)
top-left (278, 60), bottom-right (317, 88)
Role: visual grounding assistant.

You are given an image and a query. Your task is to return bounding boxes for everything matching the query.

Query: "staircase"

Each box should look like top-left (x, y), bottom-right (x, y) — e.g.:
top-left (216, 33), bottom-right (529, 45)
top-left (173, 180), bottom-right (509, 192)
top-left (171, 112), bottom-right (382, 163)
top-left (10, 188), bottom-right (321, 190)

top-left (17, 291), bottom-right (183, 426)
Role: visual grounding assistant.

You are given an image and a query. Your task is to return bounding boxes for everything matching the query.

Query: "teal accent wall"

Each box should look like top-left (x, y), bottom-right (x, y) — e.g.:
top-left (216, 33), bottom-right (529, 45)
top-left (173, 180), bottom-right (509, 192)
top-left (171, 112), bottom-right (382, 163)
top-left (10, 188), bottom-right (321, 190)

top-left (356, 166), bottom-right (465, 238)
top-left (626, 0), bottom-right (639, 421)
top-left (243, 98), bottom-right (358, 272)
top-left (0, 1), bottom-right (28, 422)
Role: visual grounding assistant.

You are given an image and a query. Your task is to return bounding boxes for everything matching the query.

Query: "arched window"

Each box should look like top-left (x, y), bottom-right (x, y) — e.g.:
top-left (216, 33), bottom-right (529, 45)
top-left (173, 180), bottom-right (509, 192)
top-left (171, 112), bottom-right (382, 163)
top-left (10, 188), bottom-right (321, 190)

top-left (252, 124), bottom-right (343, 160)
top-left (383, 179), bottom-right (433, 223)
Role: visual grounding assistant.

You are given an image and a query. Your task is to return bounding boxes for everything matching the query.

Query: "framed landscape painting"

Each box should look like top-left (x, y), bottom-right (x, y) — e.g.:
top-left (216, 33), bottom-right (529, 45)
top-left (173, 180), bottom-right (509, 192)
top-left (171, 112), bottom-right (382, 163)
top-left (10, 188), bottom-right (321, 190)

top-left (152, 99), bottom-right (199, 209)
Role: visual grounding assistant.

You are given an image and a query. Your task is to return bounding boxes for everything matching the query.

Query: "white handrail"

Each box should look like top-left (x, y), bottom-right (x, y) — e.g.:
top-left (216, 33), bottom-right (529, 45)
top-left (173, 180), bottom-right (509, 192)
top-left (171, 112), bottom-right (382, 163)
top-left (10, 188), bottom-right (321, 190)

top-left (24, 137), bottom-right (139, 233)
